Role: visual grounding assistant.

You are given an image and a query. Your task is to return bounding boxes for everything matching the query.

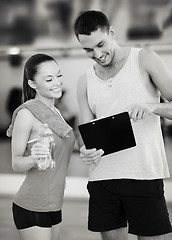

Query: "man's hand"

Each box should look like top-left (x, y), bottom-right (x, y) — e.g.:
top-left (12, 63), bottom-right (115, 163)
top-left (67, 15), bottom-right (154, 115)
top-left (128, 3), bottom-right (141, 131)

top-left (129, 103), bottom-right (157, 122)
top-left (80, 145), bottom-right (104, 165)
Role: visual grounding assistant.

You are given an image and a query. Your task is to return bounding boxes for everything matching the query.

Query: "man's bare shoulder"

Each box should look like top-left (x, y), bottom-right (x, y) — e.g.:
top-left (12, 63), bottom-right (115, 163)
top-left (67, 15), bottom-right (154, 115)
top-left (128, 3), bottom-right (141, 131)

top-left (77, 73), bottom-right (87, 83)
top-left (139, 48), bottom-right (159, 69)
top-left (77, 73), bottom-right (87, 90)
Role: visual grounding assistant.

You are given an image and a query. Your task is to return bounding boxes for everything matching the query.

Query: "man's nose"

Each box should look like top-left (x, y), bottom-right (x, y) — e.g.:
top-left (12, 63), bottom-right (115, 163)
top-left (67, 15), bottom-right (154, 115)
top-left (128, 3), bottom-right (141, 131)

top-left (94, 49), bottom-right (102, 59)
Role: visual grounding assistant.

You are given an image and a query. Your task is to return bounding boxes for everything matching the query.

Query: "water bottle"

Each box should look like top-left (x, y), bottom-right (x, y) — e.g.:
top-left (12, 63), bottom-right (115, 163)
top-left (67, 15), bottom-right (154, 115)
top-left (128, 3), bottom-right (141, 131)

top-left (36, 124), bottom-right (55, 170)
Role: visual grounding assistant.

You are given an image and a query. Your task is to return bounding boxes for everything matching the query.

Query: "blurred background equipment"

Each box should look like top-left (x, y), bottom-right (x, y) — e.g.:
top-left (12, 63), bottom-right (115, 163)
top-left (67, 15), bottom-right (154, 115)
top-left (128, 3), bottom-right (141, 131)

top-left (6, 87), bottom-right (22, 118)
top-left (0, 0), bottom-right (171, 46)
top-left (46, 0), bottom-right (74, 40)
top-left (7, 47), bottom-right (22, 66)
top-left (0, 0), bottom-right (36, 45)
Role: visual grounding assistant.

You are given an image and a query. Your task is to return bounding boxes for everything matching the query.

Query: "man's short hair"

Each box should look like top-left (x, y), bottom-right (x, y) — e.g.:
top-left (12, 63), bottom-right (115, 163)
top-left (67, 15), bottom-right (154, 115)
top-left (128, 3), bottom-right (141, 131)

top-left (74, 10), bottom-right (110, 40)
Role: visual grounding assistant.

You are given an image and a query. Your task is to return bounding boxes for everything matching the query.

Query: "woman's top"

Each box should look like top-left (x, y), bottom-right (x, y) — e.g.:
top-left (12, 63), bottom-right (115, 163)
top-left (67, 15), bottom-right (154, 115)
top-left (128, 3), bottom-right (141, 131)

top-left (7, 99), bottom-right (75, 212)
top-left (86, 48), bottom-right (170, 181)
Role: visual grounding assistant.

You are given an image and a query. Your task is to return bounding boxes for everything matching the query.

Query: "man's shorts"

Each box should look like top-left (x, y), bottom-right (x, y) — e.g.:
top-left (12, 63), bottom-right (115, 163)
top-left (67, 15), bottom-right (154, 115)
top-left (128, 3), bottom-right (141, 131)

top-left (12, 202), bottom-right (62, 230)
top-left (87, 179), bottom-right (172, 236)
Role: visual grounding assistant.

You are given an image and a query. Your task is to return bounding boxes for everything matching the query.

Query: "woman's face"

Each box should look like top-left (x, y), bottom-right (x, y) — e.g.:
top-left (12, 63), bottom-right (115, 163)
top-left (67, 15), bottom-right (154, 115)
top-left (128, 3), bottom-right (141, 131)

top-left (33, 60), bottom-right (63, 99)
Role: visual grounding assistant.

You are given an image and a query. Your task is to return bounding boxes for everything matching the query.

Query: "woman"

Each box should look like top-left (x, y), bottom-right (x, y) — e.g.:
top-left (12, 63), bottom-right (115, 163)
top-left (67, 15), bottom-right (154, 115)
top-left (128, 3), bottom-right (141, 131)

top-left (7, 54), bottom-right (75, 240)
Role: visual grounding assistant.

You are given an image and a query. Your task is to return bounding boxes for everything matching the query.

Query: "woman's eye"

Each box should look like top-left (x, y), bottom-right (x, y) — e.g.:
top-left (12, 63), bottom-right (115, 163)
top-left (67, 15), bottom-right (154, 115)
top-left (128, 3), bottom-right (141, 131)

top-left (46, 79), bottom-right (52, 82)
top-left (57, 74), bottom-right (62, 78)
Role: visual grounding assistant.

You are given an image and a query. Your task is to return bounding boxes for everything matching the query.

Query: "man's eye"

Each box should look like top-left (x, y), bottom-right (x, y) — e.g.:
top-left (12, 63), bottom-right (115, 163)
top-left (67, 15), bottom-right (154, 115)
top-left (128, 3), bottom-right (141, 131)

top-left (85, 49), bottom-right (93, 53)
top-left (98, 43), bottom-right (104, 47)
top-left (57, 74), bottom-right (62, 78)
top-left (46, 79), bottom-right (52, 82)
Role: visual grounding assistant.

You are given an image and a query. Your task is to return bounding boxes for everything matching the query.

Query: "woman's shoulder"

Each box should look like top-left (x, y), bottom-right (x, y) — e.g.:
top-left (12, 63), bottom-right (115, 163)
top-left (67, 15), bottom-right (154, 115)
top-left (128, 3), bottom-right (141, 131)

top-left (7, 103), bottom-right (36, 137)
top-left (16, 107), bottom-right (34, 119)
top-left (14, 108), bottom-right (36, 127)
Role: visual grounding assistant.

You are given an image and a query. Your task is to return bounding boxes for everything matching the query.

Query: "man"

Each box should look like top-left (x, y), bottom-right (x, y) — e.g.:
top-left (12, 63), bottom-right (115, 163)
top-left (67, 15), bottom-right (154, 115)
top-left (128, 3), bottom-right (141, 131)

top-left (74, 10), bottom-right (172, 240)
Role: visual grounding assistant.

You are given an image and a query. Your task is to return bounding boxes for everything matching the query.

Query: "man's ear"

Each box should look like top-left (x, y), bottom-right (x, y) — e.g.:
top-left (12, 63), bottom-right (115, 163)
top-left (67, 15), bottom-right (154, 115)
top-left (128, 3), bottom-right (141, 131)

top-left (109, 26), bottom-right (116, 38)
top-left (28, 80), bottom-right (37, 89)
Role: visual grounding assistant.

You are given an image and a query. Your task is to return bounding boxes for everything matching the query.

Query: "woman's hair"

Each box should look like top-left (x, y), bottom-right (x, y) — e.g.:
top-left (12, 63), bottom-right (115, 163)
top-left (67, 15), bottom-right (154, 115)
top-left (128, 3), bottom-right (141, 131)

top-left (74, 10), bottom-right (110, 40)
top-left (23, 54), bottom-right (56, 102)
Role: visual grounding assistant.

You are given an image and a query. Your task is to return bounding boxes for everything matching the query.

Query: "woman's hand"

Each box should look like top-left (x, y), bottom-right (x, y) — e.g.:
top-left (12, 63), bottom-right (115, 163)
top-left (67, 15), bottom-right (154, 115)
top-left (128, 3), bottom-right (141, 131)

top-left (31, 142), bottom-right (50, 163)
top-left (80, 145), bottom-right (104, 165)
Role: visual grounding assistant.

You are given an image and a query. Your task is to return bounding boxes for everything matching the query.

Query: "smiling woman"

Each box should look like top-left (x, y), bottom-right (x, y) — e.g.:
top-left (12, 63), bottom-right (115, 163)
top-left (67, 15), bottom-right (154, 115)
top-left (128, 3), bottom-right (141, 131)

top-left (28, 60), bottom-right (63, 101)
top-left (6, 54), bottom-right (75, 240)
top-left (22, 54), bottom-right (63, 104)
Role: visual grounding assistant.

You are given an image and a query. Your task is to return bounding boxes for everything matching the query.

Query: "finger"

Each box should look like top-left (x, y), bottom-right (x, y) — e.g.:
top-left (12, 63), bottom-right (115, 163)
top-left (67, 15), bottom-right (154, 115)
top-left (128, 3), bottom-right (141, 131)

top-left (32, 149), bottom-right (50, 156)
top-left (80, 147), bottom-right (97, 155)
top-left (87, 149), bottom-right (104, 158)
top-left (81, 157), bottom-right (93, 164)
top-left (91, 153), bottom-right (104, 161)
top-left (82, 158), bottom-right (98, 165)
top-left (34, 145), bottom-right (49, 150)
top-left (84, 155), bottom-right (102, 165)
top-left (142, 111), bottom-right (147, 119)
top-left (81, 153), bottom-right (102, 163)
top-left (32, 144), bottom-right (49, 152)
top-left (130, 109), bottom-right (138, 121)
top-left (83, 161), bottom-right (93, 165)
top-left (80, 145), bottom-right (104, 157)
top-left (35, 154), bottom-right (49, 158)
top-left (31, 146), bottom-right (49, 159)
top-left (137, 110), bottom-right (144, 120)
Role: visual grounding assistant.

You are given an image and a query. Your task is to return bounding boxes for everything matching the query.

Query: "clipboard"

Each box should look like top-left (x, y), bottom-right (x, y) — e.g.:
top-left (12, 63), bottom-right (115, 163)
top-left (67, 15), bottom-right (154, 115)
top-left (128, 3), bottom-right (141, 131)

top-left (78, 112), bottom-right (136, 156)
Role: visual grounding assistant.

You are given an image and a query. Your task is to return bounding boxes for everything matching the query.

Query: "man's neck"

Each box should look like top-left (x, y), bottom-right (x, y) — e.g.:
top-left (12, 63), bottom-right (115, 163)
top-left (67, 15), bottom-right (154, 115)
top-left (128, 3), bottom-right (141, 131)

top-left (94, 47), bottom-right (131, 80)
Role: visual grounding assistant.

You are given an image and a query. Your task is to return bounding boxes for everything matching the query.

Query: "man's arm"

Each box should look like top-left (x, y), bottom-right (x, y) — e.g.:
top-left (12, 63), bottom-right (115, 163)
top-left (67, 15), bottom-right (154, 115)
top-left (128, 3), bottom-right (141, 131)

top-left (77, 73), bottom-right (95, 148)
top-left (130, 49), bottom-right (172, 121)
top-left (77, 73), bottom-right (104, 164)
top-left (142, 49), bottom-right (172, 102)
top-left (144, 49), bottom-right (172, 119)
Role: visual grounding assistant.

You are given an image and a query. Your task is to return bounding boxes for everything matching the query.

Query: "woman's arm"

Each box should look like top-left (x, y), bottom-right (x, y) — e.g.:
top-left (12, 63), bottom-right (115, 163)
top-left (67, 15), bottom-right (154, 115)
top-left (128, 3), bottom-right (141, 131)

top-left (12, 108), bottom-right (36, 172)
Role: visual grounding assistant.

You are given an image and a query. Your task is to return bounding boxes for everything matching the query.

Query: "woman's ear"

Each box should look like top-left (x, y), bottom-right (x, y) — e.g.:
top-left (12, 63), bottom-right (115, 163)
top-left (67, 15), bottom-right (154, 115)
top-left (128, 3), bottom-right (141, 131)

top-left (28, 80), bottom-right (37, 89)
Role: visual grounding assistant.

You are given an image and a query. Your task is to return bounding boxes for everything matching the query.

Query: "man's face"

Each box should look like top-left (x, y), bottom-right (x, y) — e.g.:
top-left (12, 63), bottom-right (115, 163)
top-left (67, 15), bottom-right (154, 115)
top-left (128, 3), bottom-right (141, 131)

top-left (78, 28), bottom-right (115, 66)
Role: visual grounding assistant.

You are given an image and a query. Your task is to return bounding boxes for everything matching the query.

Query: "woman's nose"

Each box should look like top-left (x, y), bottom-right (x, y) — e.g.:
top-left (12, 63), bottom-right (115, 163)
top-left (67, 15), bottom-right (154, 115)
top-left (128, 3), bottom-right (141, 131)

top-left (54, 77), bottom-right (62, 85)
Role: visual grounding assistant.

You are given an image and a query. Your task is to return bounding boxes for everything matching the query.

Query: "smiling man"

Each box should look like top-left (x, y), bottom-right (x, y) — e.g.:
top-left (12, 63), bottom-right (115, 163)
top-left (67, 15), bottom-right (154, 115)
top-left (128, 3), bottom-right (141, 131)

top-left (74, 10), bottom-right (172, 240)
